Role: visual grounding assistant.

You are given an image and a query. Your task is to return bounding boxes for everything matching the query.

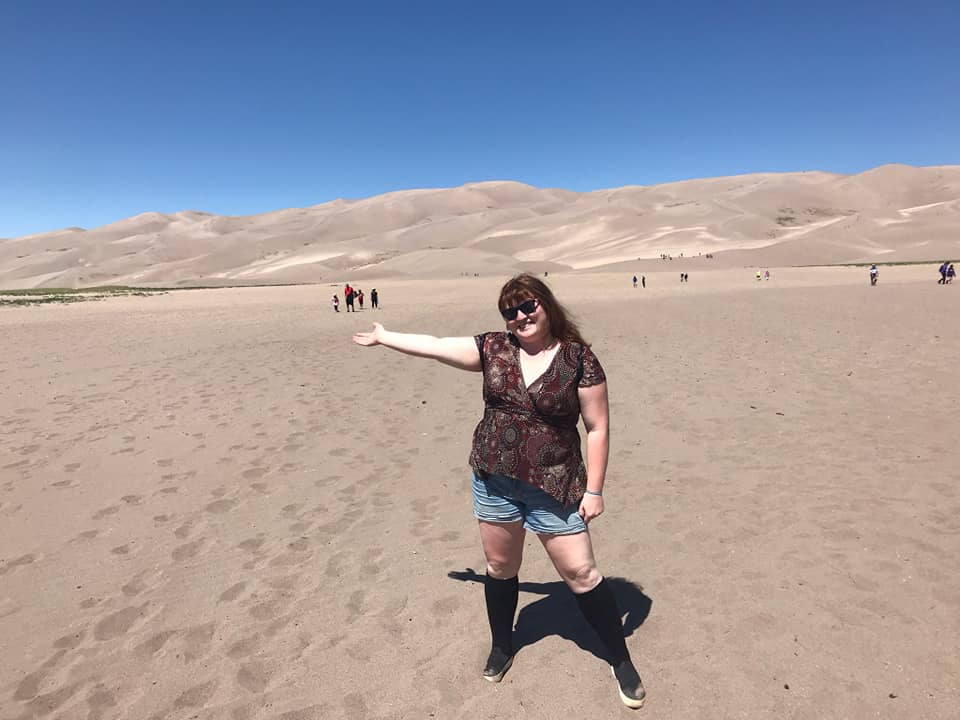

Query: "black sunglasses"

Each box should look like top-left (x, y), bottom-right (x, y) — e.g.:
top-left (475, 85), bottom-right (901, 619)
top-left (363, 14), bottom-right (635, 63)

top-left (500, 298), bottom-right (539, 321)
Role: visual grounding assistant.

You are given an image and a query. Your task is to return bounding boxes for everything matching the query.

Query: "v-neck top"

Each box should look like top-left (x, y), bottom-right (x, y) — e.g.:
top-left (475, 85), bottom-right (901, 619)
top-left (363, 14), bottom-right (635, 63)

top-left (469, 331), bottom-right (606, 506)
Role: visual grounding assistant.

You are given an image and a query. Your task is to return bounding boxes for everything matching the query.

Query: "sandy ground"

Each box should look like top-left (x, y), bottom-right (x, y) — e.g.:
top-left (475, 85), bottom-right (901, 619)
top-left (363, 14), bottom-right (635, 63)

top-left (1, 267), bottom-right (958, 719)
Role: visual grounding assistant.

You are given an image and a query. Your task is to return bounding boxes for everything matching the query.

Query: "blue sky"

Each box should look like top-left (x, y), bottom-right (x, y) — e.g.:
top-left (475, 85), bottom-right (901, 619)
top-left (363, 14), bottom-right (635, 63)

top-left (2, 0), bottom-right (958, 237)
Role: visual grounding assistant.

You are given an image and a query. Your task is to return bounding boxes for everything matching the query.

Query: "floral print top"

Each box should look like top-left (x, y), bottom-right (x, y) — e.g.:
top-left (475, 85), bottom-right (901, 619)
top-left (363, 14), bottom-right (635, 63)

top-left (469, 331), bottom-right (607, 506)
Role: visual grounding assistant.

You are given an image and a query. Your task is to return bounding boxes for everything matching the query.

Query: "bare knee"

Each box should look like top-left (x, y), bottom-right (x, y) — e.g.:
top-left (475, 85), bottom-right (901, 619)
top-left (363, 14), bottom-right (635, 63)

top-left (560, 562), bottom-right (602, 593)
top-left (485, 556), bottom-right (522, 579)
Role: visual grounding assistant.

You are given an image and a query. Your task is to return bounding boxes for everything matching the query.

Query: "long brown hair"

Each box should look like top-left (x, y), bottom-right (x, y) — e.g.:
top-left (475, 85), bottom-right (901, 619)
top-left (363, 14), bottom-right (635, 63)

top-left (498, 274), bottom-right (589, 346)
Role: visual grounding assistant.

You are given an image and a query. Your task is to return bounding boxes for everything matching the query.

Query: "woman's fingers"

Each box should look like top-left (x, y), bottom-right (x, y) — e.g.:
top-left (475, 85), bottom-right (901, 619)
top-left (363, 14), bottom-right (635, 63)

top-left (352, 323), bottom-right (383, 346)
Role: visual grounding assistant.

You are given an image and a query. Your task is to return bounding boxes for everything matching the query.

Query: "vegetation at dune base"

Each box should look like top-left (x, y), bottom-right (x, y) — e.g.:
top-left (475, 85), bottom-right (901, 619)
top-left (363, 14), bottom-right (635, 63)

top-left (0, 286), bottom-right (169, 306)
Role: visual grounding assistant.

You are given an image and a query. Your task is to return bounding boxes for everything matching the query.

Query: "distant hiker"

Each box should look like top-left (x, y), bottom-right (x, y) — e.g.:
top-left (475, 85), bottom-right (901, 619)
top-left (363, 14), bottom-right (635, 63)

top-left (938, 262), bottom-right (949, 285)
top-left (764, 270), bottom-right (770, 281)
top-left (632, 275), bottom-right (638, 288)
top-left (357, 290), bottom-right (365, 309)
top-left (371, 288), bottom-right (379, 308)
top-left (756, 270), bottom-right (762, 281)
top-left (345, 283), bottom-right (355, 312)
top-left (869, 265), bottom-right (879, 286)
top-left (947, 264), bottom-right (956, 283)
top-left (332, 294), bottom-right (340, 312)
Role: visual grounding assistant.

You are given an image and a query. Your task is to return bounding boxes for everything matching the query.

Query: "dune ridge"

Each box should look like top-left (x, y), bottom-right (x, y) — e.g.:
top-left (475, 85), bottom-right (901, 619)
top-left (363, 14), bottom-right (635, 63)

top-left (2, 164), bottom-right (959, 289)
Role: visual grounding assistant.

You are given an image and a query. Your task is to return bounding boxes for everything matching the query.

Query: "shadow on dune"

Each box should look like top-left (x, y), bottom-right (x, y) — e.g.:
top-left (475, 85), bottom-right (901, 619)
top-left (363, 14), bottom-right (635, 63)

top-left (447, 568), bottom-right (652, 663)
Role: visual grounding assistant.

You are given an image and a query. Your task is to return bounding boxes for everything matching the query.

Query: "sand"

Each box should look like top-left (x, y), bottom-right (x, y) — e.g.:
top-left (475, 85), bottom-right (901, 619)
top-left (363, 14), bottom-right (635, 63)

top-left (1, 267), bottom-right (958, 719)
top-left (2, 164), bottom-right (959, 290)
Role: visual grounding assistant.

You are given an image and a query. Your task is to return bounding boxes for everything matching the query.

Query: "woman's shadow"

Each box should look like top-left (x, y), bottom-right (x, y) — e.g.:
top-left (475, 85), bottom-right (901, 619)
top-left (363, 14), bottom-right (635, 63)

top-left (447, 568), bottom-right (652, 663)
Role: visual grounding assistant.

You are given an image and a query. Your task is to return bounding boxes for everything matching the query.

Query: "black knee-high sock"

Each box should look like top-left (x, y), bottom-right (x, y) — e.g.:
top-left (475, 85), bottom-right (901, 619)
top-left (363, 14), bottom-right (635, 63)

top-left (574, 577), bottom-right (630, 665)
top-left (485, 574), bottom-right (519, 654)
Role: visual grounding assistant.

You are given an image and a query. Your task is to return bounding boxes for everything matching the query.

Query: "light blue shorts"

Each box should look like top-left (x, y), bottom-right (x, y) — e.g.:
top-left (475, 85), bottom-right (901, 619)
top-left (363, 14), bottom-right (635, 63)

top-left (472, 471), bottom-right (587, 536)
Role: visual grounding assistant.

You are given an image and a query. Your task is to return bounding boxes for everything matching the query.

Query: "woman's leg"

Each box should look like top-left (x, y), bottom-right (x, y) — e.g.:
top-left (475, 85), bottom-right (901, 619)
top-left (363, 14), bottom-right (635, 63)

top-left (478, 520), bottom-right (525, 681)
top-left (540, 532), bottom-right (645, 708)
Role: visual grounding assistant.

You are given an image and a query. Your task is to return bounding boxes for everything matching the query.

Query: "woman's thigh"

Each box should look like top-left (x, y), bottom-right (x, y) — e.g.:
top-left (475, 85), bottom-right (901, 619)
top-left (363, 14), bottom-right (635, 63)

top-left (539, 531), bottom-right (602, 593)
top-left (478, 520), bottom-right (526, 578)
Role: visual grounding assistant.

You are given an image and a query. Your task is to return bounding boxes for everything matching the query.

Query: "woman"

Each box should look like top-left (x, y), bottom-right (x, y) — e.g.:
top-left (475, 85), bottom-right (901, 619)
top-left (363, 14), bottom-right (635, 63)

top-left (352, 274), bottom-right (645, 709)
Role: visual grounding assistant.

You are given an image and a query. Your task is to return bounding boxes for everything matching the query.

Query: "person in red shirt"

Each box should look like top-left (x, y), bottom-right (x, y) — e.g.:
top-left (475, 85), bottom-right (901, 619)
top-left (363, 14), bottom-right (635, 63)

top-left (352, 274), bottom-right (644, 709)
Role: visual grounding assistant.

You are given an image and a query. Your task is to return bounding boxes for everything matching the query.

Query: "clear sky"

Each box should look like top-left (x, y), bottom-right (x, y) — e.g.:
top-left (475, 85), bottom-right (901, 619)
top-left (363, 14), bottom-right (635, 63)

top-left (2, 0), bottom-right (958, 238)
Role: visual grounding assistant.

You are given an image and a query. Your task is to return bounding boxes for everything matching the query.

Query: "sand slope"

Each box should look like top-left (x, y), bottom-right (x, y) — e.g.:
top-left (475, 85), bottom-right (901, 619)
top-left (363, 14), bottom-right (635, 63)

top-left (2, 165), bottom-right (959, 289)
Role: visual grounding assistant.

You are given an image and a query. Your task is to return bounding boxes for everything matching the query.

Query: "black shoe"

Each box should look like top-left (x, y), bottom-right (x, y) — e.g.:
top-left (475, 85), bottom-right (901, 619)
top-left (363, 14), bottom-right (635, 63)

top-left (612, 659), bottom-right (645, 709)
top-left (482, 648), bottom-right (514, 683)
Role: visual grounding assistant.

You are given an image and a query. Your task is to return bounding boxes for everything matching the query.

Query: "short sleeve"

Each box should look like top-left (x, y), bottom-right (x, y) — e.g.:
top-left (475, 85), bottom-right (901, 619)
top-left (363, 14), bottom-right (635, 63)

top-left (474, 332), bottom-right (488, 369)
top-left (578, 345), bottom-right (606, 388)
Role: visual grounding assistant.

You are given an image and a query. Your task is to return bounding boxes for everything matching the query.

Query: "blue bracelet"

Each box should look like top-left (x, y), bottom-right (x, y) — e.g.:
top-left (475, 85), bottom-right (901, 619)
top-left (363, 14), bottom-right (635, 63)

top-left (584, 489), bottom-right (603, 497)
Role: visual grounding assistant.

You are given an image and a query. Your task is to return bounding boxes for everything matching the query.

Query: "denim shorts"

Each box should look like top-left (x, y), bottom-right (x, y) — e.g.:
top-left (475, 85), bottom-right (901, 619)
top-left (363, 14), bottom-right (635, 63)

top-left (472, 471), bottom-right (587, 536)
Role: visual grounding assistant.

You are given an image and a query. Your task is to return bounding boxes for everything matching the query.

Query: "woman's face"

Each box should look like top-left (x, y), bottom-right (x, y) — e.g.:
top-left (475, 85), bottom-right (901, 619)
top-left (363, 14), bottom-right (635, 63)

top-left (502, 296), bottom-right (552, 342)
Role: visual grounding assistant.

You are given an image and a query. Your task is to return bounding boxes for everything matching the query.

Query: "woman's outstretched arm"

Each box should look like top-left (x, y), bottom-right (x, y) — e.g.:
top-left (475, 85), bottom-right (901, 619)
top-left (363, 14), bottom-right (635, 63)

top-left (353, 322), bottom-right (482, 372)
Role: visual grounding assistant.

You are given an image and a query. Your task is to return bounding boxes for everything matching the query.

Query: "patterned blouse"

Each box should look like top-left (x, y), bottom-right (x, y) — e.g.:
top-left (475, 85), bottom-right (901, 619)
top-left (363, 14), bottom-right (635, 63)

top-left (469, 331), bottom-right (607, 506)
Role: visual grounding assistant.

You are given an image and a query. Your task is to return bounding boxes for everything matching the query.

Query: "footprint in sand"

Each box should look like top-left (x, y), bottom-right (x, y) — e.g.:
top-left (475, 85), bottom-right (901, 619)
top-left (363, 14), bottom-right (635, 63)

top-left (429, 595), bottom-right (463, 625)
top-left (173, 679), bottom-right (219, 708)
top-left (268, 541), bottom-right (313, 567)
top-left (345, 590), bottom-right (365, 624)
top-left (227, 633), bottom-right (261, 659)
top-left (13, 650), bottom-right (68, 701)
top-left (92, 505), bottom-right (121, 520)
top-left (219, 582), bottom-right (247, 603)
top-left (248, 593), bottom-right (294, 621)
top-left (171, 538), bottom-right (207, 561)
top-left (53, 630), bottom-right (87, 650)
top-left (174, 519), bottom-right (199, 539)
top-left (94, 604), bottom-right (150, 641)
top-left (134, 629), bottom-right (177, 659)
top-left (237, 536), bottom-right (266, 553)
top-left (236, 661), bottom-right (273, 693)
top-left (121, 569), bottom-right (162, 597)
top-left (182, 621), bottom-right (217, 662)
top-left (205, 498), bottom-right (238, 514)
top-left (360, 548), bottom-right (384, 577)
top-left (0, 553), bottom-right (39, 576)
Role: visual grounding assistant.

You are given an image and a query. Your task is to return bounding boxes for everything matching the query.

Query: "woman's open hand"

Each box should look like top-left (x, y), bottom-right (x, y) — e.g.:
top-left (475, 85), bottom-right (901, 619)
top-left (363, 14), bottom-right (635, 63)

top-left (353, 322), bottom-right (385, 346)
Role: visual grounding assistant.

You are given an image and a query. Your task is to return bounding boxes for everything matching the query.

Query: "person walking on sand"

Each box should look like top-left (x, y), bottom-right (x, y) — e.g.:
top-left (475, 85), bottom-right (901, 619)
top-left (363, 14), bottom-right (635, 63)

top-left (357, 289), bottom-right (365, 309)
top-left (351, 274), bottom-right (645, 709)
top-left (869, 264), bottom-right (879, 286)
top-left (344, 284), bottom-right (355, 312)
top-left (947, 264), bottom-right (956, 284)
top-left (938, 262), bottom-right (948, 285)
top-left (632, 275), bottom-right (638, 288)
top-left (371, 288), bottom-right (379, 308)
top-left (332, 294), bottom-right (340, 312)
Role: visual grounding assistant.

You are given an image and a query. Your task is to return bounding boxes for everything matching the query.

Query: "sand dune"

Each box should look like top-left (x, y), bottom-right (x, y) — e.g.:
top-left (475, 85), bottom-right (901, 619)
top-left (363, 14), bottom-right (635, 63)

top-left (1, 165), bottom-right (959, 289)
